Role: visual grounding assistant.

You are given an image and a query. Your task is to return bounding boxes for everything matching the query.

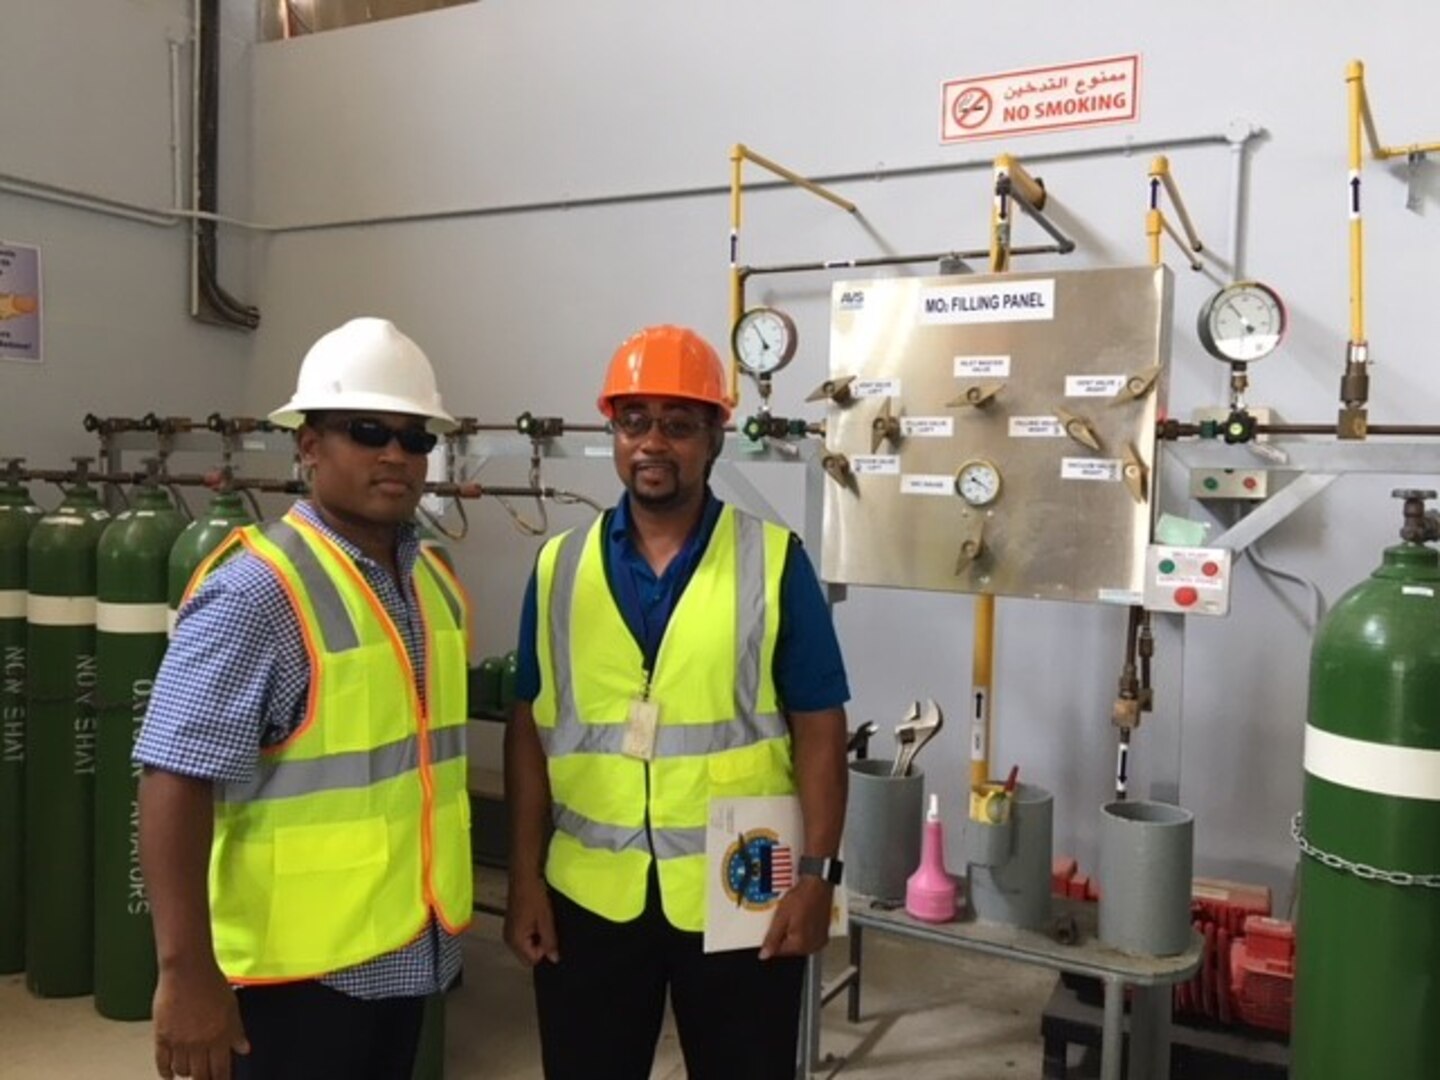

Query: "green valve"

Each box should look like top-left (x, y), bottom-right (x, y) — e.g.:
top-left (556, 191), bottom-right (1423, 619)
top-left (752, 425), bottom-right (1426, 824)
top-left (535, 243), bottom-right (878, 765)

top-left (1159, 558), bottom-right (1176, 574)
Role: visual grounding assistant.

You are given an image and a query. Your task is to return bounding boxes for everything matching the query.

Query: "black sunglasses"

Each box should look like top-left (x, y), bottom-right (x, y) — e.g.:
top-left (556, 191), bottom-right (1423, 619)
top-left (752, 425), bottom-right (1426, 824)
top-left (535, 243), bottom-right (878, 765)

top-left (612, 411), bottom-right (711, 441)
top-left (326, 417), bottom-right (438, 455)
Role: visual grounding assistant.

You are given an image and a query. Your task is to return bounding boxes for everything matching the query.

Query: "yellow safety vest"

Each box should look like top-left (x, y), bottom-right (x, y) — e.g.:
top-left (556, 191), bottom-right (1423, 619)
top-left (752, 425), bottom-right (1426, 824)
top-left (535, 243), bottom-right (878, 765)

top-left (534, 505), bottom-right (793, 931)
top-left (190, 511), bottom-right (473, 982)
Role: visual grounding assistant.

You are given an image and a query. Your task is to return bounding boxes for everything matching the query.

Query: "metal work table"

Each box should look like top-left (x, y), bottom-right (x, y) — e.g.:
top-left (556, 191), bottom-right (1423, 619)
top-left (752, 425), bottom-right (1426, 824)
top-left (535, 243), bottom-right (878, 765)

top-left (801, 896), bottom-right (1202, 1080)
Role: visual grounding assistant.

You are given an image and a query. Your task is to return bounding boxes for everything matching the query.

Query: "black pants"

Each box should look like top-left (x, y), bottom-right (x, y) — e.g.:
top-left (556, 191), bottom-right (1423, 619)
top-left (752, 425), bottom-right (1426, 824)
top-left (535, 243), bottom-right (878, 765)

top-left (232, 981), bottom-right (425, 1080)
top-left (534, 874), bottom-right (806, 1080)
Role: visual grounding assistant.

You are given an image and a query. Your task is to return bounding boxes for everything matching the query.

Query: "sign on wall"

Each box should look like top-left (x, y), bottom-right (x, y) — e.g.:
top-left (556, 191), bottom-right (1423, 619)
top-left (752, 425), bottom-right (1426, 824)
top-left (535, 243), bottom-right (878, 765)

top-left (941, 55), bottom-right (1141, 144)
top-left (0, 241), bottom-right (42, 364)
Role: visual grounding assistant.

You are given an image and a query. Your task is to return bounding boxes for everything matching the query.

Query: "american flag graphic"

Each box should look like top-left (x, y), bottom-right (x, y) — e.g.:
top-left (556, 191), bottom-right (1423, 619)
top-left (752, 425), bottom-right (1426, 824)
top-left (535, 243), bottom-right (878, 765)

top-left (770, 845), bottom-right (794, 892)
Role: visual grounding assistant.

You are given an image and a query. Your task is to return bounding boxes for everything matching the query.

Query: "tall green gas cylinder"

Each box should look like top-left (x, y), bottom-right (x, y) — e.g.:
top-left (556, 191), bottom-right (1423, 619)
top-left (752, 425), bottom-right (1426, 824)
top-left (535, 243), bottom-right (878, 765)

top-left (94, 486), bottom-right (184, 1020)
top-left (25, 475), bottom-right (110, 996)
top-left (0, 465), bottom-right (44, 974)
top-left (167, 490), bottom-right (252, 618)
top-left (1294, 489), bottom-right (1440, 1079)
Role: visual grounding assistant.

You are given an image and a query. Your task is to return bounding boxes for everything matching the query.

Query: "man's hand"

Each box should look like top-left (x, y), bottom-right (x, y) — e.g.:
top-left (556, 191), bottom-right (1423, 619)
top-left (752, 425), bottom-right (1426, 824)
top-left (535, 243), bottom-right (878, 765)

top-left (504, 874), bottom-right (560, 966)
top-left (759, 877), bottom-right (835, 960)
top-left (152, 963), bottom-right (249, 1080)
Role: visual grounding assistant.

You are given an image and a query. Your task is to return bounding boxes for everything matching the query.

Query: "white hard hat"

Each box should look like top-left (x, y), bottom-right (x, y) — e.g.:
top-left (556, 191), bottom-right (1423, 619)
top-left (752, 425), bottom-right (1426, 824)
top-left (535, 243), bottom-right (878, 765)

top-left (268, 317), bottom-right (458, 433)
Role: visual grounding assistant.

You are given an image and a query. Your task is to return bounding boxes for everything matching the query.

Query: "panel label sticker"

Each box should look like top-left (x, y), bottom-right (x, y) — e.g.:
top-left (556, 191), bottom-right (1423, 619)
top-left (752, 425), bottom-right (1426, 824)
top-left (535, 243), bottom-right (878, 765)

top-left (853, 378), bottom-right (901, 398)
top-left (919, 279), bottom-right (1055, 325)
top-left (1009, 416), bottom-right (1064, 438)
top-left (900, 474), bottom-right (954, 496)
top-left (1061, 458), bottom-right (1122, 481)
top-left (900, 417), bottom-right (954, 438)
top-left (1065, 374), bottom-right (1126, 398)
top-left (851, 455), bottom-right (901, 476)
top-left (954, 354), bottom-right (1011, 378)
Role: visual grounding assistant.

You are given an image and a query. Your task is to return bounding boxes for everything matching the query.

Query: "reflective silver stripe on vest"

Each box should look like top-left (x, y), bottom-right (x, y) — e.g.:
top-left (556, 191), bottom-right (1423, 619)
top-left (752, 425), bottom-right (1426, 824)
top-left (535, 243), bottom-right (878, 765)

top-left (542, 511), bottom-right (781, 760)
top-left (537, 711), bottom-right (788, 758)
top-left (733, 511), bottom-right (766, 720)
top-left (552, 802), bottom-right (706, 859)
top-left (262, 520), bottom-right (360, 653)
top-left (217, 724), bottom-right (467, 803)
top-left (547, 527), bottom-right (585, 733)
top-left (417, 553), bottom-right (464, 630)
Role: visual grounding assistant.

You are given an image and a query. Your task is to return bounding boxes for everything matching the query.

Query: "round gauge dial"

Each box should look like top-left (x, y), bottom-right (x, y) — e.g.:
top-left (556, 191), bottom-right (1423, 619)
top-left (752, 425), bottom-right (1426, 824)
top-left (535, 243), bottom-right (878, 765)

top-left (955, 459), bottom-right (1002, 506)
top-left (1197, 281), bottom-right (1287, 363)
top-left (732, 307), bottom-right (798, 377)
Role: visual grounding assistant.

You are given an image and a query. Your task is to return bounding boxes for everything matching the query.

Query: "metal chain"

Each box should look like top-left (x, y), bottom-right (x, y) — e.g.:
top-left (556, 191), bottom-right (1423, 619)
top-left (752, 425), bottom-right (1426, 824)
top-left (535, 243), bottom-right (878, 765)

top-left (1291, 813), bottom-right (1440, 889)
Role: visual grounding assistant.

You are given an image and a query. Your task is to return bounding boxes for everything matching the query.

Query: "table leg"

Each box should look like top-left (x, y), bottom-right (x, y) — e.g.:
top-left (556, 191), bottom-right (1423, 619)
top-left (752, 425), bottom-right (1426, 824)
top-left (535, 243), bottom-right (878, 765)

top-left (847, 923), bottom-right (864, 1023)
top-left (1100, 976), bottom-right (1124, 1080)
top-left (1128, 985), bottom-right (1172, 1080)
top-left (798, 952), bottom-right (823, 1075)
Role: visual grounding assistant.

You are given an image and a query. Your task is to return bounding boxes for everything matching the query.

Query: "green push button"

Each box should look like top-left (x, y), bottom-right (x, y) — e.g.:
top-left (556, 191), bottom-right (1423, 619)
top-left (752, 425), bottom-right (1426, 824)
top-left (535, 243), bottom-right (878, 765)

top-left (1158, 558), bottom-right (1176, 574)
top-left (1203, 476), bottom-right (1220, 491)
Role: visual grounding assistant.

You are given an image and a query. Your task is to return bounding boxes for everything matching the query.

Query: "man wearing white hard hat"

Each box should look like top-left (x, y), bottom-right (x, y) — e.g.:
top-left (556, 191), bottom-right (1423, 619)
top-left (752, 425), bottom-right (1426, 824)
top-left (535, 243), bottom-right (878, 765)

top-left (135, 318), bottom-right (472, 1080)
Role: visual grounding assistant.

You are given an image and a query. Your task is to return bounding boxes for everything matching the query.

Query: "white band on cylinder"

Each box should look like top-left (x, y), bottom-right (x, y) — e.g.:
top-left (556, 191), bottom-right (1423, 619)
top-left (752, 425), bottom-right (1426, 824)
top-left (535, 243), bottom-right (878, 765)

top-left (1305, 723), bottom-right (1440, 802)
top-left (26, 594), bottom-right (98, 627)
top-left (96, 602), bottom-right (170, 635)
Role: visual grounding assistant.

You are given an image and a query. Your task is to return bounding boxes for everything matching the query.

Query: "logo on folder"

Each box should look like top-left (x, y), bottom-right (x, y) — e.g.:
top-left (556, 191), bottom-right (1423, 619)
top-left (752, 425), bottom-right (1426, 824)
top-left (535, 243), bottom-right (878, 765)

top-left (721, 829), bottom-right (793, 911)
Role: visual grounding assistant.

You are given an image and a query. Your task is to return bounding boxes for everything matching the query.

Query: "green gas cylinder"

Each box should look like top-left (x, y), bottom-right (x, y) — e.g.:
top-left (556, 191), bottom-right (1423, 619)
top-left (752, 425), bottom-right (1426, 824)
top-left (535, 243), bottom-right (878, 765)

top-left (94, 487), bottom-right (185, 1020)
top-left (168, 490), bottom-right (252, 618)
top-left (25, 477), bottom-right (110, 996)
top-left (0, 467), bottom-right (44, 974)
top-left (1294, 490), bottom-right (1440, 1079)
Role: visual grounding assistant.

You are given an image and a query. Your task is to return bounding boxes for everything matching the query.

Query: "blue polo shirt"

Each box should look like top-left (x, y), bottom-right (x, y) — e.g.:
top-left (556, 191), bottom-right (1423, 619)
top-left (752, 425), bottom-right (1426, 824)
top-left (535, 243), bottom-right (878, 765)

top-left (514, 491), bottom-right (848, 712)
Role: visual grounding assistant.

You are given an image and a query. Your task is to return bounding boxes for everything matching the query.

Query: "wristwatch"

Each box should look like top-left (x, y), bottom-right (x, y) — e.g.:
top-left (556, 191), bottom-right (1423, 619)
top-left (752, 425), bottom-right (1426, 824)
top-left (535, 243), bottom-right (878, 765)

top-left (798, 855), bottom-right (844, 886)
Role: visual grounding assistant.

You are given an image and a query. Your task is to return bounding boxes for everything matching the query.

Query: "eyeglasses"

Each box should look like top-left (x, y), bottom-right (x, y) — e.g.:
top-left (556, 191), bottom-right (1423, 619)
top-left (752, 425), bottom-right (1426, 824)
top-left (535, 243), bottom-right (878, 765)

top-left (327, 417), bottom-right (438, 455)
top-left (612, 411), bottom-right (711, 441)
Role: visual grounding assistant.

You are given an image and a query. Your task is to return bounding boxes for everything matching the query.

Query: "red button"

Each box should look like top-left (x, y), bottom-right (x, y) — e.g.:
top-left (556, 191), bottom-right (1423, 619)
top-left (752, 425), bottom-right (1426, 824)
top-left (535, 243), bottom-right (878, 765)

top-left (1201, 561), bottom-right (1220, 577)
top-left (1174, 586), bottom-right (1199, 607)
top-left (1242, 476), bottom-right (1258, 490)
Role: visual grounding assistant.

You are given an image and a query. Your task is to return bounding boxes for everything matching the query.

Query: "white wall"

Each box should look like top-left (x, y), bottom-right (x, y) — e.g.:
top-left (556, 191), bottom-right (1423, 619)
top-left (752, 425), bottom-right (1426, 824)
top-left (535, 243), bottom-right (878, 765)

top-left (11, 1), bottom-right (1440, 906)
top-left (0, 0), bottom-right (255, 473)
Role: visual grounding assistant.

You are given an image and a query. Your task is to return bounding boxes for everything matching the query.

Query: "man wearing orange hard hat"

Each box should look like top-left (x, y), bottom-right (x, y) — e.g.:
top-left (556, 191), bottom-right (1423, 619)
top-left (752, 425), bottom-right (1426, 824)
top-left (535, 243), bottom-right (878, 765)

top-left (505, 325), bottom-right (850, 1078)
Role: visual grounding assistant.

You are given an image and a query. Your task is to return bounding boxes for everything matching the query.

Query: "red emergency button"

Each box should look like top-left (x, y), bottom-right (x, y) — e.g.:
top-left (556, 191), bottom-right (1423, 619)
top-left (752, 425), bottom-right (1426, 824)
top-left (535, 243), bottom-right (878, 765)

top-left (1174, 586), bottom-right (1199, 607)
top-left (1242, 476), bottom-right (1258, 491)
top-left (1201, 561), bottom-right (1220, 577)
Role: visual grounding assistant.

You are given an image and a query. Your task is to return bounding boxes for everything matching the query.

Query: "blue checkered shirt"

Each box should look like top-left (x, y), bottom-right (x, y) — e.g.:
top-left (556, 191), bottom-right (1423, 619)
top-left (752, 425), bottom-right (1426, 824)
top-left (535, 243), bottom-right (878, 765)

top-left (134, 500), bottom-right (463, 1000)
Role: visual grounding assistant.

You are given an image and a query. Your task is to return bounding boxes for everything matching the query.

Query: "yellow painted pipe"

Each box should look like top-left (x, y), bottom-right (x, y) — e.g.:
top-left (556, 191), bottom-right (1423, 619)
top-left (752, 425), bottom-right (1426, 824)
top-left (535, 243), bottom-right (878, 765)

top-left (1149, 156), bottom-right (1202, 253)
top-left (736, 145), bottom-right (857, 213)
top-left (725, 144), bottom-right (856, 405)
top-left (729, 146), bottom-right (745, 406)
top-left (989, 158), bottom-right (1010, 274)
top-left (1347, 61), bottom-right (1366, 344)
top-left (1146, 208), bottom-right (1163, 267)
top-left (970, 594), bottom-right (995, 790)
top-left (995, 153), bottom-right (1046, 210)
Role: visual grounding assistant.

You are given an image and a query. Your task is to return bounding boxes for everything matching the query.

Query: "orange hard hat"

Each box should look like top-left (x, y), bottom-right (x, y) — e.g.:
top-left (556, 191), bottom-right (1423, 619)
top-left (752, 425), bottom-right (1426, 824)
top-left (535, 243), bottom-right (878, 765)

top-left (597, 325), bottom-right (732, 421)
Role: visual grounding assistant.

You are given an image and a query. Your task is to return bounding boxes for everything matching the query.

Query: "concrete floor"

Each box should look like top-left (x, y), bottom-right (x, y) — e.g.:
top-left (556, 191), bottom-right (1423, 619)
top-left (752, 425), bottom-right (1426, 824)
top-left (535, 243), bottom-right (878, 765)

top-left (0, 872), bottom-right (1060, 1079)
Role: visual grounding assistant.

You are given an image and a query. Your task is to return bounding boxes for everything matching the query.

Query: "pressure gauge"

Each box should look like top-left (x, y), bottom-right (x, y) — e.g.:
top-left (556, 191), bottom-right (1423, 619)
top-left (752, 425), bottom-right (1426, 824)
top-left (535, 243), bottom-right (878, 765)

top-left (955, 459), bottom-right (1002, 506)
top-left (1197, 281), bottom-right (1287, 363)
top-left (732, 307), bottom-right (798, 377)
